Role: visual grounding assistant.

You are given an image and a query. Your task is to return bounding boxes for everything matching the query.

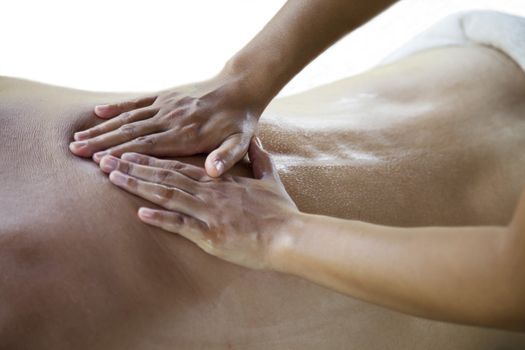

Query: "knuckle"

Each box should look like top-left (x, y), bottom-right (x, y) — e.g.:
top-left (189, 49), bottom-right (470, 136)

top-left (164, 108), bottom-right (187, 122)
top-left (133, 135), bottom-right (156, 147)
top-left (119, 161), bottom-right (131, 174)
top-left (155, 187), bottom-right (174, 204)
top-left (171, 214), bottom-right (185, 226)
top-left (172, 96), bottom-right (206, 116)
top-left (167, 161), bottom-right (184, 172)
top-left (156, 169), bottom-right (173, 184)
top-left (193, 97), bottom-right (203, 109)
top-left (125, 152), bottom-right (149, 165)
top-left (125, 176), bottom-right (138, 189)
top-left (118, 124), bottom-right (136, 138)
top-left (182, 123), bottom-right (201, 139)
top-left (202, 227), bottom-right (225, 248)
top-left (165, 216), bottom-right (182, 231)
top-left (187, 96), bottom-right (205, 114)
top-left (140, 155), bottom-right (153, 166)
top-left (120, 112), bottom-right (133, 123)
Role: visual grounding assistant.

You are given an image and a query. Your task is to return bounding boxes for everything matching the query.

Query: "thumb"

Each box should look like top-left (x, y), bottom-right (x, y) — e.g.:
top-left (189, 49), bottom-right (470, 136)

top-left (205, 133), bottom-right (250, 177)
top-left (249, 137), bottom-right (296, 208)
top-left (248, 136), bottom-right (280, 182)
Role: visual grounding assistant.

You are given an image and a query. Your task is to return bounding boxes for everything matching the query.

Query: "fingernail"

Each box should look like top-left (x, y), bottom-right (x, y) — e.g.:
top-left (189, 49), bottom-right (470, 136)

top-left (214, 160), bottom-right (224, 174)
top-left (139, 207), bottom-right (154, 219)
top-left (70, 141), bottom-right (87, 150)
top-left (95, 104), bottom-right (110, 111)
top-left (100, 156), bottom-right (118, 172)
top-left (71, 141), bottom-right (87, 149)
top-left (109, 171), bottom-right (127, 185)
top-left (74, 131), bottom-right (89, 141)
top-left (93, 151), bottom-right (108, 162)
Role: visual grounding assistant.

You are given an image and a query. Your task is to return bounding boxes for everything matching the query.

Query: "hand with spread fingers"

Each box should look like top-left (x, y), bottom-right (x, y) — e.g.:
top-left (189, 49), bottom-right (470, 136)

top-left (98, 137), bottom-right (299, 270)
top-left (70, 72), bottom-right (268, 177)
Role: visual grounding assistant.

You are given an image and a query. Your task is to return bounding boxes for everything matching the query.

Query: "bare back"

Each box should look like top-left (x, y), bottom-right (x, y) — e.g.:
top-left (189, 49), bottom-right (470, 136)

top-left (1, 45), bottom-right (525, 349)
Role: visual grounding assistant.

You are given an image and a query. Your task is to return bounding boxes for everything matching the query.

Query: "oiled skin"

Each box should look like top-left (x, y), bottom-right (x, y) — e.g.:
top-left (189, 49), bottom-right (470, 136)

top-left (1, 45), bottom-right (525, 349)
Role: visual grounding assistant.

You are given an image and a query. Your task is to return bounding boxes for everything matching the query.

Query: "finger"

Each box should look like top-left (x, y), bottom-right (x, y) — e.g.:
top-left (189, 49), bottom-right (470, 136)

top-left (205, 133), bottom-right (250, 178)
top-left (100, 155), bottom-right (196, 194)
top-left (248, 137), bottom-right (280, 182)
top-left (93, 95), bottom-right (157, 119)
top-left (137, 207), bottom-right (209, 245)
top-left (121, 153), bottom-right (208, 181)
top-left (248, 137), bottom-right (295, 207)
top-left (109, 171), bottom-right (204, 218)
top-left (92, 130), bottom-right (173, 162)
top-left (73, 106), bottom-right (158, 142)
top-left (73, 120), bottom-right (162, 160)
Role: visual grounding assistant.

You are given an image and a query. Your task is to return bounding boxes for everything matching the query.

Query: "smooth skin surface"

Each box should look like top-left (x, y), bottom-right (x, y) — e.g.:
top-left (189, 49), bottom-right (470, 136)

top-left (2, 44), bottom-right (525, 348)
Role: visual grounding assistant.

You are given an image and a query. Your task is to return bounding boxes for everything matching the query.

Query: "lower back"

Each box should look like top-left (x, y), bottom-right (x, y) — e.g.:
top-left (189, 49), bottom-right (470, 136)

top-left (1, 44), bottom-right (525, 348)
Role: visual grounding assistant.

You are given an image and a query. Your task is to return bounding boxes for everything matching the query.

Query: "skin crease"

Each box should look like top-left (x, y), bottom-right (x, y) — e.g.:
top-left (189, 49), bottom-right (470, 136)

top-left (2, 45), bottom-right (525, 349)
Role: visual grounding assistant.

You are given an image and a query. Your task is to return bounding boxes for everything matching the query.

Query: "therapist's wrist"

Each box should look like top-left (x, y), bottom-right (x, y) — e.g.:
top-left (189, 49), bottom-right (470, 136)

top-left (266, 211), bottom-right (313, 274)
top-left (219, 53), bottom-right (284, 110)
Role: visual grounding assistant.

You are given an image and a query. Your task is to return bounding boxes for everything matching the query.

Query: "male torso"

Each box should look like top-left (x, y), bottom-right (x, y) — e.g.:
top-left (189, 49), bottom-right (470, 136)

top-left (1, 45), bottom-right (524, 349)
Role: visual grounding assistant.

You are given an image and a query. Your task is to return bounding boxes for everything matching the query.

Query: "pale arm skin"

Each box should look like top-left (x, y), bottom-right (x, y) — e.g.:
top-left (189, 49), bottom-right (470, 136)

top-left (97, 139), bottom-right (525, 331)
top-left (277, 211), bottom-right (525, 331)
top-left (69, 0), bottom-right (396, 177)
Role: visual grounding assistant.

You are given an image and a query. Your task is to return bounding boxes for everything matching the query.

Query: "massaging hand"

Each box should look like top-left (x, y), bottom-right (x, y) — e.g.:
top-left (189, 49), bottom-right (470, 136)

top-left (98, 137), bottom-right (299, 270)
top-left (70, 73), bottom-right (265, 177)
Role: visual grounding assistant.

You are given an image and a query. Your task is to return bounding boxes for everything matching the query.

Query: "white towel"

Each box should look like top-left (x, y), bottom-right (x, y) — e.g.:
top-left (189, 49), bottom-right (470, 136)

top-left (380, 10), bottom-right (525, 72)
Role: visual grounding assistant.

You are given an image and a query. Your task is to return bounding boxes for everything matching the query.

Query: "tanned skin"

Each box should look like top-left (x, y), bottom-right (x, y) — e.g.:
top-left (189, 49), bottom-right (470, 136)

top-left (2, 45), bottom-right (525, 348)
top-left (64, 0), bottom-right (525, 332)
top-left (69, 0), bottom-right (396, 177)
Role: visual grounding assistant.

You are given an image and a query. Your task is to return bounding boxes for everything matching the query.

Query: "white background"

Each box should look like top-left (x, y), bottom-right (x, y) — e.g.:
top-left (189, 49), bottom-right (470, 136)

top-left (1, 0), bottom-right (525, 97)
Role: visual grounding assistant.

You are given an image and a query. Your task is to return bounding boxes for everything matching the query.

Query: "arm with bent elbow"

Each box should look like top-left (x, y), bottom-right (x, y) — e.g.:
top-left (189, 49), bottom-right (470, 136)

top-left (70, 0), bottom-right (396, 177)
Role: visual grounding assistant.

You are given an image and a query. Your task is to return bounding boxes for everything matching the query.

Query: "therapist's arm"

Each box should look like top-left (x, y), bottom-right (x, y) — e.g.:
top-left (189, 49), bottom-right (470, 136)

top-left (271, 209), bottom-right (525, 331)
top-left (220, 0), bottom-right (396, 108)
top-left (97, 138), bottom-right (525, 331)
top-left (71, 0), bottom-right (396, 177)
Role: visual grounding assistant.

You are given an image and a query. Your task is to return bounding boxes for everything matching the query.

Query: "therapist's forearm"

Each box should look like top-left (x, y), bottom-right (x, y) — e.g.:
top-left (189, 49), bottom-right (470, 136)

top-left (220, 0), bottom-right (396, 108)
top-left (269, 212), bottom-right (525, 330)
